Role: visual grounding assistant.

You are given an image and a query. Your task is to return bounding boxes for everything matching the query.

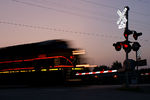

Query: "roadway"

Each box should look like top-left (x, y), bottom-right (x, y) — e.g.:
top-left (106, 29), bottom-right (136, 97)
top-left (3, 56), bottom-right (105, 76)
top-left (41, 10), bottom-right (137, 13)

top-left (0, 84), bottom-right (150, 100)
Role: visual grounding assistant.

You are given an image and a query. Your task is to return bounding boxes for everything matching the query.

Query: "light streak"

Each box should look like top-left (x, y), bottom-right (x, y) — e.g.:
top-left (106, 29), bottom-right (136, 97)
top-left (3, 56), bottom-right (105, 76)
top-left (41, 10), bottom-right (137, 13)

top-left (0, 56), bottom-right (73, 65)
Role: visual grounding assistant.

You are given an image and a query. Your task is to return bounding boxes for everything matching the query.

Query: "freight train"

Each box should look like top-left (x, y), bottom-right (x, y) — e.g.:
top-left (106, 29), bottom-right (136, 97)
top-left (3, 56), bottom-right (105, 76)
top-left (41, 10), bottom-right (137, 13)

top-left (0, 39), bottom-right (85, 85)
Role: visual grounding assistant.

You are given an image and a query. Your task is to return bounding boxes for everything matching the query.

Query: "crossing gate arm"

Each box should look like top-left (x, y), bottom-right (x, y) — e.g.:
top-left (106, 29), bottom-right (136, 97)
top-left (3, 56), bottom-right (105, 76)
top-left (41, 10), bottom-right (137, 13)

top-left (75, 70), bottom-right (117, 76)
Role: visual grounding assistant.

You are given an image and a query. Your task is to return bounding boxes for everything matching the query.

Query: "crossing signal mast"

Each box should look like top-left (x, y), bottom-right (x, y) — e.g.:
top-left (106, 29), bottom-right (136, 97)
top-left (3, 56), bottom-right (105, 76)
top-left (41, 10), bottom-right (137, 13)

top-left (114, 6), bottom-right (143, 61)
top-left (113, 6), bottom-right (144, 87)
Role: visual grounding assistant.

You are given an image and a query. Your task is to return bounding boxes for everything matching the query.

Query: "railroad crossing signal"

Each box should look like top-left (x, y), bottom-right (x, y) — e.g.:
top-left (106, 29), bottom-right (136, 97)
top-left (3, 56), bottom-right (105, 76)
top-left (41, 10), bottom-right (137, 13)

top-left (117, 7), bottom-right (128, 29)
top-left (114, 6), bottom-right (145, 88)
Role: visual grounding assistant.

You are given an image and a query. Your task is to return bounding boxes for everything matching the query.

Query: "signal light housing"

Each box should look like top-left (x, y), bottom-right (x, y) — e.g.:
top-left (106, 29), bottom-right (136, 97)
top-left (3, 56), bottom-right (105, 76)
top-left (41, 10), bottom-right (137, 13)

top-left (124, 29), bottom-right (133, 39)
top-left (113, 42), bottom-right (122, 51)
top-left (132, 42), bottom-right (141, 51)
top-left (133, 31), bottom-right (142, 40)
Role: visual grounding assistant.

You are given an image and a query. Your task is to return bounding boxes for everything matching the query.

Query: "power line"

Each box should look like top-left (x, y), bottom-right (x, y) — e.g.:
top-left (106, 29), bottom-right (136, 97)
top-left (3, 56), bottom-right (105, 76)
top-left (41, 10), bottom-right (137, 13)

top-left (0, 20), bottom-right (121, 39)
top-left (80, 0), bottom-right (117, 9)
top-left (79, 0), bottom-right (150, 16)
top-left (11, 0), bottom-right (114, 23)
top-left (12, 0), bottom-right (150, 27)
top-left (0, 20), bottom-right (148, 42)
top-left (1, 1), bottom-right (149, 41)
top-left (75, 0), bottom-right (150, 29)
top-left (11, 0), bottom-right (150, 30)
top-left (24, 0), bottom-right (150, 25)
top-left (31, 0), bottom-right (109, 19)
top-left (125, 0), bottom-right (150, 5)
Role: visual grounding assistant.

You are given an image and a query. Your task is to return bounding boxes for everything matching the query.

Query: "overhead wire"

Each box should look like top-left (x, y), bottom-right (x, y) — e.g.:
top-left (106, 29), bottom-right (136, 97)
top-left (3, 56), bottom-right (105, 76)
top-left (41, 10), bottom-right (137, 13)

top-left (77, 0), bottom-right (150, 27)
top-left (31, 0), bottom-right (109, 19)
top-left (11, 0), bottom-right (114, 23)
top-left (0, 20), bottom-right (148, 42)
top-left (0, 20), bottom-right (122, 39)
top-left (124, 0), bottom-right (150, 5)
top-left (79, 0), bottom-right (150, 16)
top-left (75, 0), bottom-right (150, 30)
top-left (1, 0), bottom-right (148, 41)
top-left (12, 0), bottom-right (150, 31)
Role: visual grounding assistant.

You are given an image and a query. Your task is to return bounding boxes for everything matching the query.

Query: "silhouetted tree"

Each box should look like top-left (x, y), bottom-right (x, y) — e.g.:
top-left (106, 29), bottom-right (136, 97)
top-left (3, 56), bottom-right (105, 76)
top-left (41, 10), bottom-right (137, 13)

top-left (111, 61), bottom-right (122, 70)
top-left (93, 65), bottom-right (109, 71)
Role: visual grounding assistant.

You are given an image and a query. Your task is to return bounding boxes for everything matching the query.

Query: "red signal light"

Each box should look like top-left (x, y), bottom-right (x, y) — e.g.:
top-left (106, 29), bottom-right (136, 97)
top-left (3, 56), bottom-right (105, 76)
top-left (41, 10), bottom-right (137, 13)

top-left (122, 41), bottom-right (131, 53)
top-left (133, 34), bottom-right (136, 38)
top-left (124, 44), bottom-right (128, 48)
top-left (124, 30), bottom-right (133, 39)
top-left (94, 75), bottom-right (98, 78)
top-left (133, 33), bottom-right (137, 40)
top-left (124, 33), bottom-right (128, 38)
top-left (113, 42), bottom-right (122, 51)
top-left (117, 45), bottom-right (121, 49)
top-left (113, 75), bottom-right (118, 78)
top-left (70, 56), bottom-right (74, 59)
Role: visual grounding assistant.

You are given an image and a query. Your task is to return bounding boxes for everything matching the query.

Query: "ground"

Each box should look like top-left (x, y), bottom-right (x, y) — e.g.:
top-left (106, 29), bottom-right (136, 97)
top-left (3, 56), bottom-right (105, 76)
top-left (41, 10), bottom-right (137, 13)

top-left (0, 84), bottom-right (150, 100)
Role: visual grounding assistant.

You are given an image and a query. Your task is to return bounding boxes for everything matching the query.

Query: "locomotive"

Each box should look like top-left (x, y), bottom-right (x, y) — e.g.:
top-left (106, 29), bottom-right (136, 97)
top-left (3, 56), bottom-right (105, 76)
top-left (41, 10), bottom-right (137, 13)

top-left (0, 39), bottom-right (84, 85)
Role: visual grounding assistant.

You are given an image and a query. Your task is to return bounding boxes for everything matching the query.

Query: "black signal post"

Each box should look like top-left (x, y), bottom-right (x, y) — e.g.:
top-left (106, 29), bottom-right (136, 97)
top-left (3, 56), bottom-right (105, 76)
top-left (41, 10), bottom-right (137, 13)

top-left (113, 6), bottom-right (130, 87)
top-left (124, 6), bottom-right (130, 88)
top-left (124, 6), bottom-right (130, 59)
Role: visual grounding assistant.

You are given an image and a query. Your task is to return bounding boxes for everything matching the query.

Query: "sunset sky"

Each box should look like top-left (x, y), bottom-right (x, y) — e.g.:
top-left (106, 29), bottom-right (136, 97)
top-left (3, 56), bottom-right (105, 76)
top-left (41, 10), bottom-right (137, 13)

top-left (0, 0), bottom-right (150, 67)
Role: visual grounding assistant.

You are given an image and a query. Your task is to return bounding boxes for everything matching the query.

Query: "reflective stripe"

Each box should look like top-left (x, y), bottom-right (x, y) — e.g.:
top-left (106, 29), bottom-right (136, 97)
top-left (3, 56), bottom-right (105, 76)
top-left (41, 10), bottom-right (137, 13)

top-left (75, 70), bottom-right (117, 76)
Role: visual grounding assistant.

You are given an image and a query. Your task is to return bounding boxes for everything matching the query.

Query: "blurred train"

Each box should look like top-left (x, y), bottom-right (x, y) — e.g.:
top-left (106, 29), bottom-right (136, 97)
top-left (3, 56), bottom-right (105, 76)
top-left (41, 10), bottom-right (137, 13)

top-left (0, 39), bottom-right (86, 85)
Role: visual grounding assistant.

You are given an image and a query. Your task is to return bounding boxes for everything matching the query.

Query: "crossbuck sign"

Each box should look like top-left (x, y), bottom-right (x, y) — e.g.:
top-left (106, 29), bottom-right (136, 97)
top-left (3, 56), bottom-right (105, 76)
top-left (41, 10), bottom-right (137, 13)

top-left (117, 7), bottom-right (127, 29)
